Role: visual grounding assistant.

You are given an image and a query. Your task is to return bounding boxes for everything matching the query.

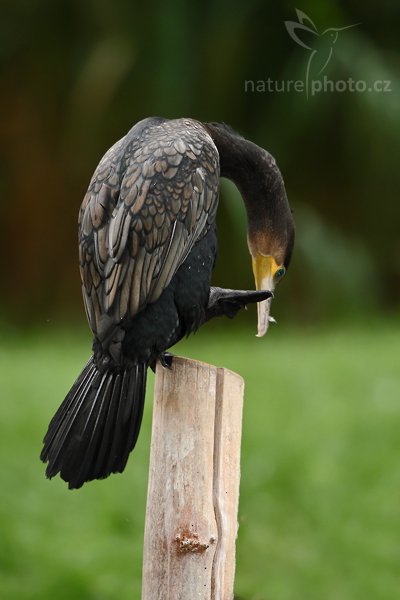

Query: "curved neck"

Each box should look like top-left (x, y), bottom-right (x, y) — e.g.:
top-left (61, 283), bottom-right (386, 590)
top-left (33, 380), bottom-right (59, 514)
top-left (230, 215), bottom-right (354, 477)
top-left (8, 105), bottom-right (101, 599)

top-left (203, 122), bottom-right (291, 243)
top-left (204, 122), bottom-right (265, 187)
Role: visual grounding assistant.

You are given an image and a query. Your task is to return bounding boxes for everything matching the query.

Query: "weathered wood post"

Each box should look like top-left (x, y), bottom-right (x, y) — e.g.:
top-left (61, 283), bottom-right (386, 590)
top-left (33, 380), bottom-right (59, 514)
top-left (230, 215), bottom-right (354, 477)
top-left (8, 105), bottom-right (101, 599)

top-left (142, 356), bottom-right (244, 600)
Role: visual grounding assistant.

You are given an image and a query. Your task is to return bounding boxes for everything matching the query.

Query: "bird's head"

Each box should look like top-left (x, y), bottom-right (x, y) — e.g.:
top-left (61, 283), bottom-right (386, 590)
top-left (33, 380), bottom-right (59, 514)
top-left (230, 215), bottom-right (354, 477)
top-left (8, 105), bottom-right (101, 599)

top-left (242, 148), bottom-right (295, 336)
top-left (321, 23), bottom-right (360, 44)
top-left (248, 213), bottom-right (294, 336)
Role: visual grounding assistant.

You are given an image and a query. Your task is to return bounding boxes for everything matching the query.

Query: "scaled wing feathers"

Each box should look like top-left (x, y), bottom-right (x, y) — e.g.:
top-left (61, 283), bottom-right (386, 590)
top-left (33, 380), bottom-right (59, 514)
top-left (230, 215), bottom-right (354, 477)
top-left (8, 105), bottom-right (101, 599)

top-left (78, 119), bottom-right (220, 341)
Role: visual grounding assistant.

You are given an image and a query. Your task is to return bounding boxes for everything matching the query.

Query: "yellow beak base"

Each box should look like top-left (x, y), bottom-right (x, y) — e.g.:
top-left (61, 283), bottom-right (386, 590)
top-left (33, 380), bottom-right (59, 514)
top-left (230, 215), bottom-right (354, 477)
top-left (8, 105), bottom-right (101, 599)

top-left (251, 255), bottom-right (278, 336)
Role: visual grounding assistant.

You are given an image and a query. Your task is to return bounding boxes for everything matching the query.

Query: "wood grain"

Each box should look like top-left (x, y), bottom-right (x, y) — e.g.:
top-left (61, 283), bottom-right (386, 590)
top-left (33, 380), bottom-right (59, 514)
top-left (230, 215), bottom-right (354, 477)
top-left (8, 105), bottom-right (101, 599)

top-left (142, 357), bottom-right (244, 600)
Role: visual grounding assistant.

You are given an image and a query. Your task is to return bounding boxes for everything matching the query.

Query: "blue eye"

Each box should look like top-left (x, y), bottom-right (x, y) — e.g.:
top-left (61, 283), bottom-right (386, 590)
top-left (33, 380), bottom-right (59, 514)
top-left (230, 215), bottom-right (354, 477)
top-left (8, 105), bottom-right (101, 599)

top-left (275, 267), bottom-right (286, 281)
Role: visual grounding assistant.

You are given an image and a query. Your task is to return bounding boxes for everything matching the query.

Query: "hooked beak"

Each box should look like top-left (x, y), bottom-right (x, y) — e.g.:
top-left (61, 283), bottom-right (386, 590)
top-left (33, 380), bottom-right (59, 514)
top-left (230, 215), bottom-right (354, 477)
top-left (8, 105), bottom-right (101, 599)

top-left (251, 255), bottom-right (277, 337)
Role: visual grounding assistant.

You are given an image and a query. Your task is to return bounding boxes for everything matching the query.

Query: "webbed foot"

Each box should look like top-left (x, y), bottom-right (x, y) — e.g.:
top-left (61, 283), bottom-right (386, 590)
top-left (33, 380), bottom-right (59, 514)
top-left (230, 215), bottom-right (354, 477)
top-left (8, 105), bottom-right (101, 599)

top-left (205, 287), bottom-right (273, 321)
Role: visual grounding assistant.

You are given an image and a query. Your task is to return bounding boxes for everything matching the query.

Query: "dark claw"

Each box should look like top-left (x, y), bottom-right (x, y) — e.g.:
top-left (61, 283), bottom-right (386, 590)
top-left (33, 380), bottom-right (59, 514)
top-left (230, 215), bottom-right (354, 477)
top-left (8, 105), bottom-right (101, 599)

top-left (159, 352), bottom-right (173, 369)
top-left (220, 289), bottom-right (273, 306)
top-left (216, 289), bottom-right (273, 315)
top-left (221, 290), bottom-right (272, 318)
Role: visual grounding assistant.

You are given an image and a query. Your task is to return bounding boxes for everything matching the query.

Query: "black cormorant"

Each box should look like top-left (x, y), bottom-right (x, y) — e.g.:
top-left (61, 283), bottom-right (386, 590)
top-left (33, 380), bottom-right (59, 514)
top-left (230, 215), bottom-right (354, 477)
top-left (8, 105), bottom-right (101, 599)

top-left (41, 117), bottom-right (295, 489)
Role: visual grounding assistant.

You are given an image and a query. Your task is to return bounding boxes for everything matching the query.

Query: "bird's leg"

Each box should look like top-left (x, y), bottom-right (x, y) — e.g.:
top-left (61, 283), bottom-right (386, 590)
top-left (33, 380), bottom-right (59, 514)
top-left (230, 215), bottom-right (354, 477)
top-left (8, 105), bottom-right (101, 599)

top-left (204, 287), bottom-right (273, 322)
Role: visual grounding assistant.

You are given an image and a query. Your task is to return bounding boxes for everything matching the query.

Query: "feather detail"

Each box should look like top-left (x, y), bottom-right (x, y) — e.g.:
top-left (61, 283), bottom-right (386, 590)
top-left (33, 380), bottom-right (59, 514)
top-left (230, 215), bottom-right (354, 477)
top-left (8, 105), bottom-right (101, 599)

top-left (41, 357), bottom-right (147, 489)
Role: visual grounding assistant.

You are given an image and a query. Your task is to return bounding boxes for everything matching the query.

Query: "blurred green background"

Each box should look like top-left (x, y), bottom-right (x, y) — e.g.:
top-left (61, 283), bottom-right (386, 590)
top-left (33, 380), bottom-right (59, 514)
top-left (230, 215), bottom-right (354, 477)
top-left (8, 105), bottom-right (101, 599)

top-left (1, 1), bottom-right (399, 599)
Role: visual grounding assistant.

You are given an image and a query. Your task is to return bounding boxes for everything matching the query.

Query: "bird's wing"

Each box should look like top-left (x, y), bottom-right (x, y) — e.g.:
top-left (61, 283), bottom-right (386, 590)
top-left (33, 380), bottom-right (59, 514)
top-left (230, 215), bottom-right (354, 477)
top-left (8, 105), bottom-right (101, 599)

top-left (78, 122), bottom-right (220, 344)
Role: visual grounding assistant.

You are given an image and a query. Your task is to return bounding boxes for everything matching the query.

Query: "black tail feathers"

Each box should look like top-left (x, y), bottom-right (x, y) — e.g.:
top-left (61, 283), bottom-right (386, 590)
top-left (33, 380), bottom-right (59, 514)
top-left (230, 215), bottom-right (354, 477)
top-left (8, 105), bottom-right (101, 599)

top-left (40, 357), bottom-right (147, 489)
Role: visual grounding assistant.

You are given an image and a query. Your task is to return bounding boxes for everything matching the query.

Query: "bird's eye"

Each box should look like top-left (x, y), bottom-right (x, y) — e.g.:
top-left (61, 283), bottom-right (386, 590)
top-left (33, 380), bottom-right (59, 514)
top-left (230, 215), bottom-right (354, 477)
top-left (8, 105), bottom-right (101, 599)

top-left (274, 267), bottom-right (286, 281)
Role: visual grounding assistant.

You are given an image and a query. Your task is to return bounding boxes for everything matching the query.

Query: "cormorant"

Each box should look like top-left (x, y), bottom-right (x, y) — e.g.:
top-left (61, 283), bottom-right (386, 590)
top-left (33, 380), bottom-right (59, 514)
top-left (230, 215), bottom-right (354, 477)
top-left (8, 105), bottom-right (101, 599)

top-left (41, 117), bottom-right (295, 489)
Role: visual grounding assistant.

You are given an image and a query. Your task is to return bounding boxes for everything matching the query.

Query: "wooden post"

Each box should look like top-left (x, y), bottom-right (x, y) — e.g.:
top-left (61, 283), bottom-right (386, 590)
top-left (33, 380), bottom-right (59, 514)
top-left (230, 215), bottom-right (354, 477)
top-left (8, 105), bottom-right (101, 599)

top-left (142, 356), bottom-right (244, 600)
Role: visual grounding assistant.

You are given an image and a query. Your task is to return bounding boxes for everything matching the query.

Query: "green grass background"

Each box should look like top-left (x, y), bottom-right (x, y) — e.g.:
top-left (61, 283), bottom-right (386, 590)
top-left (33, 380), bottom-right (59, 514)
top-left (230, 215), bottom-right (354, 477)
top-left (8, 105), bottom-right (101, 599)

top-left (1, 318), bottom-right (399, 600)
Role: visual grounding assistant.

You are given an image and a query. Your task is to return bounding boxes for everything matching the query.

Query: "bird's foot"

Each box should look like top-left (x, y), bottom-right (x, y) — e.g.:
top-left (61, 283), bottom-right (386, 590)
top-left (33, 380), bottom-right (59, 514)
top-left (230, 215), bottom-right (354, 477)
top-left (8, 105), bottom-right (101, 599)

top-left (206, 287), bottom-right (273, 320)
top-left (149, 352), bottom-right (173, 373)
top-left (159, 352), bottom-right (173, 369)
